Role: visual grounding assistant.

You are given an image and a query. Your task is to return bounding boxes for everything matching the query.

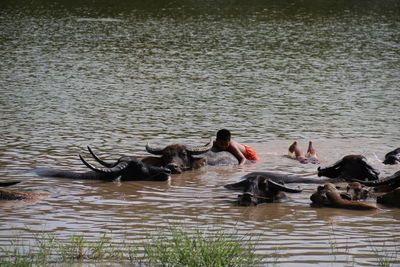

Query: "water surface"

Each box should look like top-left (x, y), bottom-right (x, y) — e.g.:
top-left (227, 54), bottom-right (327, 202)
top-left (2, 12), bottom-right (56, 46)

top-left (1, 0), bottom-right (399, 265)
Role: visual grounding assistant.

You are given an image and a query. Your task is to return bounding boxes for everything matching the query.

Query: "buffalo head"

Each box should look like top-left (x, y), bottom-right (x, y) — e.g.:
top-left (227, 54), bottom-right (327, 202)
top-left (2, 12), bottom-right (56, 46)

top-left (310, 183), bottom-right (377, 210)
top-left (383, 148), bottom-right (400, 165)
top-left (225, 175), bottom-right (302, 206)
top-left (343, 182), bottom-right (370, 201)
top-left (143, 139), bottom-right (212, 174)
top-left (317, 155), bottom-right (379, 181)
top-left (79, 146), bottom-right (171, 181)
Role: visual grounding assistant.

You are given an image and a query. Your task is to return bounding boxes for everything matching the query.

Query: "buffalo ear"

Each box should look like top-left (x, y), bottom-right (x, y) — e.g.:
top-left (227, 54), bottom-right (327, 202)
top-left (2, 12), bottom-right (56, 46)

top-left (142, 156), bottom-right (163, 167)
top-left (191, 158), bottom-right (208, 169)
top-left (225, 179), bottom-right (249, 191)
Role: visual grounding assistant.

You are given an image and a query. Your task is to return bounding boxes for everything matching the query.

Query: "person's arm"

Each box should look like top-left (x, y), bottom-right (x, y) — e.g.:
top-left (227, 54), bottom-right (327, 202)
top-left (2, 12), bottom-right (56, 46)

top-left (228, 142), bottom-right (246, 166)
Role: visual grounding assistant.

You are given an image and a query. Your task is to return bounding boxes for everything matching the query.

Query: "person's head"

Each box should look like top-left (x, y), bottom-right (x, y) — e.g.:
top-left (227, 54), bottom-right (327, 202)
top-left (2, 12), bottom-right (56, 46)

top-left (215, 129), bottom-right (231, 150)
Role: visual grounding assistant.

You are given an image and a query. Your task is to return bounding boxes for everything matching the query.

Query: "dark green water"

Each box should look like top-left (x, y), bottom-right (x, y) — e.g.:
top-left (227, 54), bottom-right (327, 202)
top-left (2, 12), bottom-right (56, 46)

top-left (1, 0), bottom-right (399, 265)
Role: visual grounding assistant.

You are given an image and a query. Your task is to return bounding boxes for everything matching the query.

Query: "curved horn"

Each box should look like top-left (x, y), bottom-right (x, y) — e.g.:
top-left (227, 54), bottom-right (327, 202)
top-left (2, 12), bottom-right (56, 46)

top-left (186, 138), bottom-right (213, 155)
top-left (145, 142), bottom-right (165, 155)
top-left (297, 171), bottom-right (318, 177)
top-left (0, 181), bottom-right (21, 187)
top-left (79, 154), bottom-right (129, 174)
top-left (267, 179), bottom-right (303, 193)
top-left (87, 146), bottom-right (114, 168)
top-left (354, 170), bottom-right (400, 187)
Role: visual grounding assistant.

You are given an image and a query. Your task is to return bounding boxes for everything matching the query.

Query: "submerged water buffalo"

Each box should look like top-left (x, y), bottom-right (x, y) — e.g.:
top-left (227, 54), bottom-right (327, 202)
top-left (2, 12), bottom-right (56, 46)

top-left (383, 148), bottom-right (400, 165)
top-left (32, 147), bottom-right (171, 181)
top-left (344, 170), bottom-right (400, 208)
top-left (225, 175), bottom-right (302, 206)
top-left (377, 188), bottom-right (400, 208)
top-left (0, 181), bottom-right (49, 201)
top-left (143, 139), bottom-right (238, 174)
top-left (310, 183), bottom-right (378, 210)
top-left (317, 155), bottom-right (380, 181)
top-left (235, 171), bottom-right (344, 185)
top-left (343, 182), bottom-right (370, 201)
top-left (354, 170), bottom-right (400, 192)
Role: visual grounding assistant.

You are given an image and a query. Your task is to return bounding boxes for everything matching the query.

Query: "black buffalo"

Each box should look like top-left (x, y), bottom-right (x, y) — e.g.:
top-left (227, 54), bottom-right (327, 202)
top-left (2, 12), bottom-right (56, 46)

top-left (32, 146), bottom-right (171, 181)
top-left (225, 175), bottom-right (302, 206)
top-left (143, 139), bottom-right (238, 174)
top-left (383, 148), bottom-right (400, 165)
top-left (317, 155), bottom-right (380, 181)
top-left (234, 171), bottom-right (344, 185)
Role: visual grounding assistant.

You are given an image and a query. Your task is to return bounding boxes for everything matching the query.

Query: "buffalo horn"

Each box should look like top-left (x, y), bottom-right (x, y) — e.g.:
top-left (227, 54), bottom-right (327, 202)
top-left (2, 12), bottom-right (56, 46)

top-left (79, 155), bottom-right (129, 174)
top-left (267, 179), bottom-right (302, 193)
top-left (355, 170), bottom-right (400, 186)
top-left (0, 181), bottom-right (21, 187)
top-left (87, 146), bottom-right (114, 167)
top-left (297, 171), bottom-right (318, 177)
top-left (145, 142), bottom-right (165, 155)
top-left (185, 138), bottom-right (213, 155)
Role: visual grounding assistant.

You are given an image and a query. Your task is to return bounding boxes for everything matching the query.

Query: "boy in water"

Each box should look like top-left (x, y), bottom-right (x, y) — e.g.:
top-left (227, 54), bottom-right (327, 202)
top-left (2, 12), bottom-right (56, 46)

top-left (213, 129), bottom-right (260, 166)
top-left (288, 141), bottom-right (320, 164)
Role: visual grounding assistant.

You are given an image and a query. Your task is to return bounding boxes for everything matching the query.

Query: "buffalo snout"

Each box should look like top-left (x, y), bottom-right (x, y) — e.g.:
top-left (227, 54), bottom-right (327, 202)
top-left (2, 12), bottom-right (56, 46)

top-left (166, 163), bottom-right (184, 174)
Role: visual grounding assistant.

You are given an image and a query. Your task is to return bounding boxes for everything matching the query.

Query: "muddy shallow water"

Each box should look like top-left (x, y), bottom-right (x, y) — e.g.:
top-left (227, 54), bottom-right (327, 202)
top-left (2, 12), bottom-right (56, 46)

top-left (1, 140), bottom-right (400, 266)
top-left (1, 0), bottom-right (399, 265)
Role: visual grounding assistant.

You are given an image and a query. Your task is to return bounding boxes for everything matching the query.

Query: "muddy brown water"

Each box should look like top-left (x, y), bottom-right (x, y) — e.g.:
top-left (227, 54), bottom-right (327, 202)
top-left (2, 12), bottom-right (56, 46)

top-left (1, 140), bottom-right (400, 266)
top-left (1, 0), bottom-right (399, 265)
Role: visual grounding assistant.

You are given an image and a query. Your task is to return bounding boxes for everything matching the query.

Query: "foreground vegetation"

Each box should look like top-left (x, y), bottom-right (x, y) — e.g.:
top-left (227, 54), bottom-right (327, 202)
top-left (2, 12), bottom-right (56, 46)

top-left (0, 227), bottom-right (260, 266)
top-left (0, 226), bottom-right (399, 266)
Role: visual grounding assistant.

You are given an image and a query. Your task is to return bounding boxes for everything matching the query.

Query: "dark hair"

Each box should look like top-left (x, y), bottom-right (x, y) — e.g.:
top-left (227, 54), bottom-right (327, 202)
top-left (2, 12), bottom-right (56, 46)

top-left (216, 129), bottom-right (231, 141)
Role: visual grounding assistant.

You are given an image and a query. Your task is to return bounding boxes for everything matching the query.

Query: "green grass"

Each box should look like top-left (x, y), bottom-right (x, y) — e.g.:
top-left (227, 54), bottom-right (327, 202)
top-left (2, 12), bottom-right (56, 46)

top-left (144, 227), bottom-right (260, 266)
top-left (0, 232), bottom-right (134, 266)
top-left (0, 227), bottom-right (260, 267)
top-left (1, 226), bottom-right (399, 267)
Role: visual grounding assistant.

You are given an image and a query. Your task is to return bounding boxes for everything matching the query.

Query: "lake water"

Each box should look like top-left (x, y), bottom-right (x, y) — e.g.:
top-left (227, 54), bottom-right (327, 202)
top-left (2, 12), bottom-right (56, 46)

top-left (0, 0), bottom-right (399, 265)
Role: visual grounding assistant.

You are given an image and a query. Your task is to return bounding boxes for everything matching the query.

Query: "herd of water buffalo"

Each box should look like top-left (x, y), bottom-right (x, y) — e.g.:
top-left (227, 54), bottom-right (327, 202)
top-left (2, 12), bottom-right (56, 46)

top-left (1, 140), bottom-right (399, 210)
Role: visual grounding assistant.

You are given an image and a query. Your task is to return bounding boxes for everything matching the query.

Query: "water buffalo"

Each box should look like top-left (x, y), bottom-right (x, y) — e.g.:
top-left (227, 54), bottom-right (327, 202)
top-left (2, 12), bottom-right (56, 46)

top-left (235, 171), bottom-right (344, 185)
top-left (317, 155), bottom-right (380, 181)
top-left (343, 182), bottom-right (370, 201)
top-left (143, 139), bottom-right (238, 174)
top-left (354, 170), bottom-right (400, 192)
top-left (32, 147), bottom-right (171, 181)
top-left (383, 147), bottom-right (400, 165)
top-left (225, 175), bottom-right (302, 206)
top-left (310, 183), bottom-right (378, 210)
top-left (0, 181), bottom-right (49, 201)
